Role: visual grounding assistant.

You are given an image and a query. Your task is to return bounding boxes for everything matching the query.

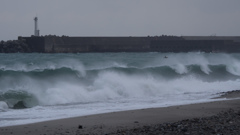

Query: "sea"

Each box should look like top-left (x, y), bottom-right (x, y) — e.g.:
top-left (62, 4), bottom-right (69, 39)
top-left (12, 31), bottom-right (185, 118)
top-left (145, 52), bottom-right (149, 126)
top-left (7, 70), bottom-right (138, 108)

top-left (0, 52), bottom-right (240, 127)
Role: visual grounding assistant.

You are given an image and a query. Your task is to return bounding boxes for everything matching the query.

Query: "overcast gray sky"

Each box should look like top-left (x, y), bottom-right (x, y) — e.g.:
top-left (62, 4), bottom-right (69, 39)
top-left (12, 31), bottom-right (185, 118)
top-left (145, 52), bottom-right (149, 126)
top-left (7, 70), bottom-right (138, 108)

top-left (1, 0), bottom-right (240, 41)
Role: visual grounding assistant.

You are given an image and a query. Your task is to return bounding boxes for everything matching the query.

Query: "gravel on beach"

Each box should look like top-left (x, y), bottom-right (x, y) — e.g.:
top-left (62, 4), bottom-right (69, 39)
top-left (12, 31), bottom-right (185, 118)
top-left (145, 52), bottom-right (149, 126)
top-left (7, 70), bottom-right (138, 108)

top-left (108, 109), bottom-right (240, 135)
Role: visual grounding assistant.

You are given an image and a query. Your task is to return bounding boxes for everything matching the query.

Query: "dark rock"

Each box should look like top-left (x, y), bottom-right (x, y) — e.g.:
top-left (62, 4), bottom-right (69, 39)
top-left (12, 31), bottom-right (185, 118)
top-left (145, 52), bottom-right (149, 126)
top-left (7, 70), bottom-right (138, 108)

top-left (13, 101), bottom-right (27, 109)
top-left (181, 127), bottom-right (188, 132)
top-left (78, 125), bottom-right (83, 129)
top-left (0, 39), bottom-right (31, 53)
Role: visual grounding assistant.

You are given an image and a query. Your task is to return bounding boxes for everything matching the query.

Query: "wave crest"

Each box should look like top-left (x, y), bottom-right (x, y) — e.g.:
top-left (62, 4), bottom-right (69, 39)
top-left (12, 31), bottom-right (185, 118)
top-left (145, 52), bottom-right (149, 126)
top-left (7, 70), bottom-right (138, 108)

top-left (0, 53), bottom-right (240, 107)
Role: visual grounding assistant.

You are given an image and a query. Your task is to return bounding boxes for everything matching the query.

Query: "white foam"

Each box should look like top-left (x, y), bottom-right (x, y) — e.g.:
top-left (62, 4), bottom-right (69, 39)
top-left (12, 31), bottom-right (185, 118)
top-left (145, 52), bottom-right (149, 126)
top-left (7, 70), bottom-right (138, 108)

top-left (0, 58), bottom-right (86, 77)
top-left (170, 64), bottom-right (188, 74)
top-left (0, 101), bottom-right (8, 111)
top-left (1, 52), bottom-right (240, 127)
top-left (22, 70), bottom-right (240, 106)
top-left (226, 61), bottom-right (240, 76)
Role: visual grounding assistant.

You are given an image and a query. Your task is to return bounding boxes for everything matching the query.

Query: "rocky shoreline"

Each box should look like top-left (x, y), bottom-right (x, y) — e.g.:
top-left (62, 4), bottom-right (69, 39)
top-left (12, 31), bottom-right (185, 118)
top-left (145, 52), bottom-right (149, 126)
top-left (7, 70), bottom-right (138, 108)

top-left (108, 91), bottom-right (240, 135)
top-left (107, 90), bottom-right (240, 135)
top-left (0, 40), bottom-right (31, 53)
top-left (216, 90), bottom-right (240, 99)
top-left (109, 109), bottom-right (240, 135)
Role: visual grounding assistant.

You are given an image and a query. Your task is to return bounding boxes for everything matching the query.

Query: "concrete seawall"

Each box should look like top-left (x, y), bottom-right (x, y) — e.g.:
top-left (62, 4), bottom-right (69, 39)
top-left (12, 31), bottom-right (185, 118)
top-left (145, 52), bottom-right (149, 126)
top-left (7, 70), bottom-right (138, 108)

top-left (44, 37), bottom-right (152, 53)
top-left (19, 36), bottom-right (240, 53)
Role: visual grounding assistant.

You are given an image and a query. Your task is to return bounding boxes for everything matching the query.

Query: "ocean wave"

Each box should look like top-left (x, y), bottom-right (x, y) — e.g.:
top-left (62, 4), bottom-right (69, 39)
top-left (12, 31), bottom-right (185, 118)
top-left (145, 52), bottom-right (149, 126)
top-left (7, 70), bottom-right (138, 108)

top-left (0, 90), bottom-right (38, 108)
top-left (0, 53), bottom-right (240, 108)
top-left (0, 69), bottom-right (239, 108)
top-left (0, 63), bottom-right (239, 83)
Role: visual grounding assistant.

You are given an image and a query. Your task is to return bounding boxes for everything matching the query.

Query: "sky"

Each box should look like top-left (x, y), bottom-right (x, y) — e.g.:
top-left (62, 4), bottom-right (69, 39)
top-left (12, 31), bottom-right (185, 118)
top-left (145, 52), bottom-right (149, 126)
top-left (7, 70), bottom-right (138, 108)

top-left (1, 0), bottom-right (240, 41)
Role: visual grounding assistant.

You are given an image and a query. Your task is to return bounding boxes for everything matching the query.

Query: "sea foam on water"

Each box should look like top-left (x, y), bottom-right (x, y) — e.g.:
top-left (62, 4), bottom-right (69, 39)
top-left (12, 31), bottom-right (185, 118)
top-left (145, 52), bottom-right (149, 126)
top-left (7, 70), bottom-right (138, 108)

top-left (0, 52), bottom-right (240, 127)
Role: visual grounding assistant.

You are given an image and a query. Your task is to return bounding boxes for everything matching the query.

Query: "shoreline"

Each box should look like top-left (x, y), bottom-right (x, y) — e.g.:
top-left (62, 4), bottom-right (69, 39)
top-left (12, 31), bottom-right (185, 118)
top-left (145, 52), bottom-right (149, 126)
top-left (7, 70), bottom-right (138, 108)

top-left (0, 90), bottom-right (240, 135)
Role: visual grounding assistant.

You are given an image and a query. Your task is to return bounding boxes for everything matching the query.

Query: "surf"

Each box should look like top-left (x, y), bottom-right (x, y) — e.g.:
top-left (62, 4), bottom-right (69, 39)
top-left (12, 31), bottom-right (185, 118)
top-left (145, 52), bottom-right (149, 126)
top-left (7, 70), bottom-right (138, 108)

top-left (0, 52), bottom-right (240, 127)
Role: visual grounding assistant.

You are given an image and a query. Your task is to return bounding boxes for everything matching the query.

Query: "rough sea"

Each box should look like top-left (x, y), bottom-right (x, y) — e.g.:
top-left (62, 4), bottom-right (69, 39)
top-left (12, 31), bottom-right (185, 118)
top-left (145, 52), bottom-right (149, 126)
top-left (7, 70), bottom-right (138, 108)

top-left (0, 52), bottom-right (240, 127)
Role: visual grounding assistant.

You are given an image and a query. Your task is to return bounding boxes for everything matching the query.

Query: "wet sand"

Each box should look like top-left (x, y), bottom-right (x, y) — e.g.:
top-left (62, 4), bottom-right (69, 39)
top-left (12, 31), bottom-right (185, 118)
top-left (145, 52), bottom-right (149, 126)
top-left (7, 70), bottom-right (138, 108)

top-left (0, 91), bottom-right (240, 135)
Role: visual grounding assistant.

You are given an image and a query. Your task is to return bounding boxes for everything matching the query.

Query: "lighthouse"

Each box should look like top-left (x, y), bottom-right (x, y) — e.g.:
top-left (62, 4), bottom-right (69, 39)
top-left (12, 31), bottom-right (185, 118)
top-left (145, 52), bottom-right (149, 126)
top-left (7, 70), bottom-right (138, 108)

top-left (34, 17), bottom-right (40, 36)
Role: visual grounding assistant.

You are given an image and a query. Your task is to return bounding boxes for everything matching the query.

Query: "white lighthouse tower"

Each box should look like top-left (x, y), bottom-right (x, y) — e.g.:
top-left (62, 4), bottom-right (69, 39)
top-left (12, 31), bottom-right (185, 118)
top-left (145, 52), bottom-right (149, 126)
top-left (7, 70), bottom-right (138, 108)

top-left (34, 17), bottom-right (40, 36)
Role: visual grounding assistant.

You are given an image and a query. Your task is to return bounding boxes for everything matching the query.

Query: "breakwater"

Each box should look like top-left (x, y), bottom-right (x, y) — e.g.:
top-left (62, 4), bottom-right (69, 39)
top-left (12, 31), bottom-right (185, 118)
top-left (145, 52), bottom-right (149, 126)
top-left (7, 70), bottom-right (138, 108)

top-left (0, 40), bottom-right (31, 53)
top-left (15, 36), bottom-right (240, 53)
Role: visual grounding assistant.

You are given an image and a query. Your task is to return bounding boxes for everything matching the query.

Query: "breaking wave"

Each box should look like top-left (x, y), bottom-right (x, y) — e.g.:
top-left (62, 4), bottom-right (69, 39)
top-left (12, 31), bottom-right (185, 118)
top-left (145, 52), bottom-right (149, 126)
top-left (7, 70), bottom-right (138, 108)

top-left (0, 53), bottom-right (240, 108)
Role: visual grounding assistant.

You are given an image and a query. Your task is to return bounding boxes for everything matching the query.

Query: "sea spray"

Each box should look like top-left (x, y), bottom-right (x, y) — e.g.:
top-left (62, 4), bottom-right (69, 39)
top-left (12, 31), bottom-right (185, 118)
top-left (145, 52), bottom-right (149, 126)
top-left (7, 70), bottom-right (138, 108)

top-left (0, 52), bottom-right (240, 127)
top-left (0, 101), bottom-right (8, 111)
